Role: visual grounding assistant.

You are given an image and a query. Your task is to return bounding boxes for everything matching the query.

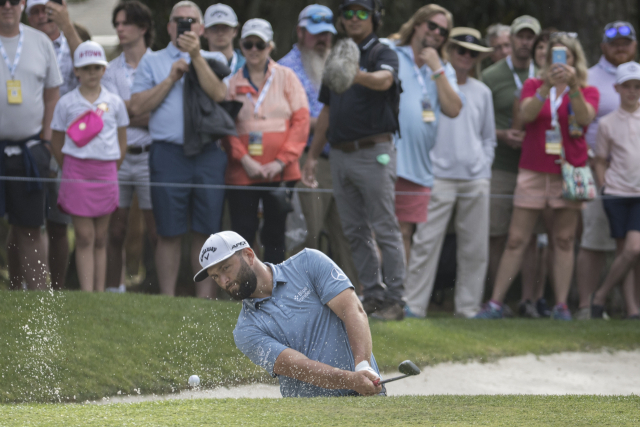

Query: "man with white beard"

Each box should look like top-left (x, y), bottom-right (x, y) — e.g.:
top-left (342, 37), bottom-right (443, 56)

top-left (279, 4), bottom-right (358, 286)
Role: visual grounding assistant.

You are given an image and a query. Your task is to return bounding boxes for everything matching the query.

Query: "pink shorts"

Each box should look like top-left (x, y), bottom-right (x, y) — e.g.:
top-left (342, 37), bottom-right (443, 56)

top-left (513, 168), bottom-right (583, 210)
top-left (395, 177), bottom-right (431, 223)
top-left (58, 156), bottom-right (119, 217)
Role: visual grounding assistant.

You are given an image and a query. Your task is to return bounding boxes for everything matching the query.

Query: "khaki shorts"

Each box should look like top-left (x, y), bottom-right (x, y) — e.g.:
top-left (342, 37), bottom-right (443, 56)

top-left (581, 194), bottom-right (616, 251)
top-left (514, 168), bottom-right (583, 210)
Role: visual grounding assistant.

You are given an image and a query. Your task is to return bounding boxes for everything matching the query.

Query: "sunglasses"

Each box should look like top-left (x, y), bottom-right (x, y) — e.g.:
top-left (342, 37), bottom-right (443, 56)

top-left (605, 25), bottom-right (632, 39)
top-left (551, 31), bottom-right (578, 39)
top-left (427, 20), bottom-right (449, 38)
top-left (303, 13), bottom-right (333, 24)
top-left (242, 40), bottom-right (267, 51)
top-left (456, 46), bottom-right (480, 58)
top-left (341, 10), bottom-right (370, 21)
top-left (0, 0), bottom-right (21, 6)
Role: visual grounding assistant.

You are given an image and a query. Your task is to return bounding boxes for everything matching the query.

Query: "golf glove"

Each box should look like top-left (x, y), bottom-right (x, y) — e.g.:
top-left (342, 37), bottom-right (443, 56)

top-left (355, 360), bottom-right (380, 380)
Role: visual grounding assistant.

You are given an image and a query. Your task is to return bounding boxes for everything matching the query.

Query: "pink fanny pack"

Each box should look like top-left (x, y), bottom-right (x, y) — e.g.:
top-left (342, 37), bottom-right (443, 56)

top-left (67, 108), bottom-right (105, 148)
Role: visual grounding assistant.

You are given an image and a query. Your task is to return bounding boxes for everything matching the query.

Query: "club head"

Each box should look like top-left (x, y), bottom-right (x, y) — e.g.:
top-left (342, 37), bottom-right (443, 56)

top-left (398, 360), bottom-right (421, 376)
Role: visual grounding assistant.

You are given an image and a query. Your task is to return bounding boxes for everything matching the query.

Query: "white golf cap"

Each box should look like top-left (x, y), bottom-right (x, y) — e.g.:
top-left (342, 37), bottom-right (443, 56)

top-left (204, 4), bottom-right (238, 28)
top-left (616, 61), bottom-right (640, 84)
top-left (194, 231), bottom-right (250, 282)
top-left (26, 0), bottom-right (47, 14)
top-left (73, 41), bottom-right (108, 68)
top-left (241, 18), bottom-right (273, 42)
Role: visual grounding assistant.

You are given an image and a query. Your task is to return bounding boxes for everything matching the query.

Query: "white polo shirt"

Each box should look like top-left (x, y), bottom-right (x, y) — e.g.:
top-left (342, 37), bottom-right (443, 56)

top-left (51, 85), bottom-right (129, 161)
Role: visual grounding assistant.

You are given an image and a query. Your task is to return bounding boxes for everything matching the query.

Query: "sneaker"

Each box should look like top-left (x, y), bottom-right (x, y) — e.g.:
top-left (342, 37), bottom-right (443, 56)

top-left (574, 307), bottom-right (591, 320)
top-left (518, 300), bottom-right (540, 318)
top-left (403, 306), bottom-right (424, 318)
top-left (536, 298), bottom-right (551, 317)
top-left (370, 303), bottom-right (405, 321)
top-left (473, 302), bottom-right (504, 319)
top-left (552, 303), bottom-right (572, 320)
top-left (361, 297), bottom-right (383, 315)
top-left (502, 304), bottom-right (514, 318)
top-left (106, 284), bottom-right (126, 293)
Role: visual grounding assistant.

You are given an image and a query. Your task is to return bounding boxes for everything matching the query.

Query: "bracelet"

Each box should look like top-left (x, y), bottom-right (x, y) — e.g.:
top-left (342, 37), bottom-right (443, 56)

top-left (569, 90), bottom-right (581, 99)
top-left (431, 68), bottom-right (445, 80)
top-left (535, 90), bottom-right (547, 102)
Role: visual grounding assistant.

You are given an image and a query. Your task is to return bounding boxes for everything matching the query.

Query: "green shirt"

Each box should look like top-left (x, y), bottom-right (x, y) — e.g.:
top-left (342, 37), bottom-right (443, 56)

top-left (481, 59), bottom-right (536, 173)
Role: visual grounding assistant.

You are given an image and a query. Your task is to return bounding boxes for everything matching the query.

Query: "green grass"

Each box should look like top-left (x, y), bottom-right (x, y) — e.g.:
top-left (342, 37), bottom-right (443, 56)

top-left (1, 291), bottom-right (639, 403)
top-left (2, 396), bottom-right (639, 426)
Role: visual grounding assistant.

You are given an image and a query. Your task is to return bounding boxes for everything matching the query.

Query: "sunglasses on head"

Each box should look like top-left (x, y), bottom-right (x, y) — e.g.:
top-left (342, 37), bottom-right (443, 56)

top-left (427, 20), bottom-right (449, 38)
top-left (605, 25), bottom-right (632, 39)
top-left (0, 0), bottom-right (22, 6)
top-left (242, 40), bottom-right (267, 51)
top-left (551, 31), bottom-right (578, 39)
top-left (341, 9), bottom-right (370, 21)
top-left (456, 46), bottom-right (480, 58)
top-left (304, 13), bottom-right (333, 24)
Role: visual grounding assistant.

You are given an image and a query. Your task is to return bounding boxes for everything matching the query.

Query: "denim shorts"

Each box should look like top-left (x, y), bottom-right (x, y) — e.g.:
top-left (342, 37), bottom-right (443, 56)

top-left (149, 141), bottom-right (227, 237)
top-left (602, 195), bottom-right (640, 239)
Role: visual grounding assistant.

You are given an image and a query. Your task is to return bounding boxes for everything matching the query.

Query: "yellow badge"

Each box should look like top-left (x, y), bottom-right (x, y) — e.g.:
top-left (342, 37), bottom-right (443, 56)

top-left (7, 80), bottom-right (22, 104)
top-left (96, 103), bottom-right (109, 112)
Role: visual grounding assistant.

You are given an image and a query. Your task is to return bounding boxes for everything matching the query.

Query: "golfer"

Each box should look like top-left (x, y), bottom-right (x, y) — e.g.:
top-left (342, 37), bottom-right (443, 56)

top-left (194, 231), bottom-right (384, 397)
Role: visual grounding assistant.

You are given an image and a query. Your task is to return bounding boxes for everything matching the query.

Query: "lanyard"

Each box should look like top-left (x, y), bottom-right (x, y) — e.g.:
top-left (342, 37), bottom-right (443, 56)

top-left (0, 25), bottom-right (24, 80)
top-left (506, 55), bottom-right (534, 90)
top-left (246, 71), bottom-right (275, 117)
top-left (406, 48), bottom-right (432, 98)
top-left (549, 86), bottom-right (569, 128)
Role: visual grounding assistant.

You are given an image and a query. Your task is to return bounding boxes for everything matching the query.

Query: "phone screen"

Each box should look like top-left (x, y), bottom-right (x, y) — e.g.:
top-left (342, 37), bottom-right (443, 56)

top-left (552, 47), bottom-right (567, 64)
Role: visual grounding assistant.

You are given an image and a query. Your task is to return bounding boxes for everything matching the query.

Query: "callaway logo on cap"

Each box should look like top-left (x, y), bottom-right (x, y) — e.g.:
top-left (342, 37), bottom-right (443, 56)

top-left (204, 4), bottom-right (238, 28)
top-left (194, 231), bottom-right (249, 282)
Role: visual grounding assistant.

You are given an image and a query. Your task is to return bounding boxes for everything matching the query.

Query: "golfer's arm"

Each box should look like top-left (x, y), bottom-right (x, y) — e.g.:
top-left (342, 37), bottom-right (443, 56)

top-left (352, 70), bottom-right (393, 91)
top-left (326, 288), bottom-right (373, 366)
top-left (273, 348), bottom-right (356, 389)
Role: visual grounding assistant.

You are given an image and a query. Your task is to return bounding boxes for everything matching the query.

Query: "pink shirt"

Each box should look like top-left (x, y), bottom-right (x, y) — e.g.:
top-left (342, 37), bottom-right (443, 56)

top-left (519, 78), bottom-right (599, 174)
top-left (595, 106), bottom-right (640, 197)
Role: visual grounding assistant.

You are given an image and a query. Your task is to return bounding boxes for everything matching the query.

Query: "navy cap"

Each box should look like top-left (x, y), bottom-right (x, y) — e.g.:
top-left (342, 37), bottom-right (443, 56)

top-left (340, 0), bottom-right (375, 11)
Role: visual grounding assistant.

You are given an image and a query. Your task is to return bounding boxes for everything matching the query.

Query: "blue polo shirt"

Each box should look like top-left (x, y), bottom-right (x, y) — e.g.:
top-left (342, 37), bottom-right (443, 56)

top-left (233, 249), bottom-right (380, 397)
top-left (131, 43), bottom-right (225, 145)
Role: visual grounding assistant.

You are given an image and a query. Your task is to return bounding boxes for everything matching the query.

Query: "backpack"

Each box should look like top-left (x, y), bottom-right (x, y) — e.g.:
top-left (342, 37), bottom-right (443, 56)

top-left (368, 41), bottom-right (403, 138)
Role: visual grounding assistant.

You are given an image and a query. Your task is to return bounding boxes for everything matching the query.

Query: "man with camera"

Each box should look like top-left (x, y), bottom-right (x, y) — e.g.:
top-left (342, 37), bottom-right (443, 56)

top-left (302, 0), bottom-right (406, 320)
top-left (1, 0), bottom-right (62, 290)
top-left (130, 0), bottom-right (227, 298)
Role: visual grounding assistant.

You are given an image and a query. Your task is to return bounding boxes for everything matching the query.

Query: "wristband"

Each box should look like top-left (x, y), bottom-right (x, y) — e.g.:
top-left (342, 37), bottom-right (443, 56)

top-left (569, 90), bottom-right (581, 99)
top-left (431, 68), bottom-right (445, 80)
top-left (535, 90), bottom-right (547, 102)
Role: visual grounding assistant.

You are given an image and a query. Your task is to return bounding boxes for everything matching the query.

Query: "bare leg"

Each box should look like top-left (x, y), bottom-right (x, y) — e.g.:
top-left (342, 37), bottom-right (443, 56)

top-left (156, 234), bottom-right (182, 296)
top-left (623, 268), bottom-right (639, 317)
top-left (594, 232), bottom-right (640, 306)
top-left (192, 232), bottom-right (217, 299)
top-left (399, 221), bottom-right (415, 266)
top-left (93, 215), bottom-right (111, 293)
top-left (72, 216), bottom-right (96, 292)
top-left (11, 226), bottom-right (48, 290)
top-left (142, 210), bottom-right (158, 249)
top-left (491, 208), bottom-right (541, 303)
top-left (106, 208), bottom-right (129, 288)
top-left (7, 228), bottom-right (22, 289)
top-left (534, 208), bottom-right (555, 300)
top-left (487, 235), bottom-right (507, 292)
top-left (576, 248), bottom-right (608, 309)
top-left (46, 221), bottom-right (69, 290)
top-left (550, 209), bottom-right (579, 305)
top-left (520, 239), bottom-right (540, 302)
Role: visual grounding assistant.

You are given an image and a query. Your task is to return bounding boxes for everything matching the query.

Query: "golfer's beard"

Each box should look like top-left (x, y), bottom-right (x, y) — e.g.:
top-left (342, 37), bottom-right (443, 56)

top-left (300, 45), bottom-right (329, 89)
top-left (227, 260), bottom-right (258, 300)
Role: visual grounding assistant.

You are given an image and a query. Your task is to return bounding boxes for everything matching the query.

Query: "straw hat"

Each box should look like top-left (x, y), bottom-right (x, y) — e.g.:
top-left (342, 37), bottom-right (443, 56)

top-left (448, 27), bottom-right (493, 60)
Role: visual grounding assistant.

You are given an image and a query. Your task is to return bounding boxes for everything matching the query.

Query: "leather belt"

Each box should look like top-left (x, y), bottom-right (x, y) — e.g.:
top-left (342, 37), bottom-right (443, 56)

top-left (127, 145), bottom-right (151, 155)
top-left (333, 133), bottom-right (392, 153)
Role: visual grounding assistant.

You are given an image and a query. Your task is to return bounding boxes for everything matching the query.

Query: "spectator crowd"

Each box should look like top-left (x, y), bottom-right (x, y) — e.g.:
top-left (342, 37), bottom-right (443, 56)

top-left (2, 0), bottom-right (640, 321)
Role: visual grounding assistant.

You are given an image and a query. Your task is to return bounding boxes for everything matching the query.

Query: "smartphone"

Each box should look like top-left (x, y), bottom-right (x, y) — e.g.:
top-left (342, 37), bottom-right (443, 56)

top-left (552, 46), bottom-right (567, 64)
top-left (176, 18), bottom-right (194, 38)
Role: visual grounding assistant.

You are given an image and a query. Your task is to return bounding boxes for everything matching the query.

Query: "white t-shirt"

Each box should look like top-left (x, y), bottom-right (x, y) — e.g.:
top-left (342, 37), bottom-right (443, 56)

top-left (51, 85), bottom-right (129, 160)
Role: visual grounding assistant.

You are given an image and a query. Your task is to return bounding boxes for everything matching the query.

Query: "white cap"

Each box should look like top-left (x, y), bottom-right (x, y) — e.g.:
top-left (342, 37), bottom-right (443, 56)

top-left (241, 18), bottom-right (273, 42)
top-left (26, 0), bottom-right (48, 14)
top-left (616, 61), bottom-right (640, 84)
top-left (73, 41), bottom-right (108, 68)
top-left (204, 4), bottom-right (238, 28)
top-left (194, 231), bottom-right (250, 282)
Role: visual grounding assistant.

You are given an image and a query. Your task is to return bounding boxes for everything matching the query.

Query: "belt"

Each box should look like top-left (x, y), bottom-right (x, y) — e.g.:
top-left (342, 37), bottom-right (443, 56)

top-left (333, 133), bottom-right (392, 153)
top-left (127, 145), bottom-right (151, 155)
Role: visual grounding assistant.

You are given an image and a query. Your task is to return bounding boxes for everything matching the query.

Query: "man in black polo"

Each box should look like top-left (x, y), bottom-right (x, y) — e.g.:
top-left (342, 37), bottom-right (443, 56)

top-left (302, 0), bottom-right (405, 320)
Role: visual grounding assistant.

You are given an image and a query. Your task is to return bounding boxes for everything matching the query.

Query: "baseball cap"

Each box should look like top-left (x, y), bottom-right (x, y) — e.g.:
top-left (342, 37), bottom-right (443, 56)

top-left (73, 41), bottom-right (108, 68)
top-left (26, 0), bottom-right (47, 14)
top-left (298, 4), bottom-right (337, 35)
top-left (616, 61), bottom-right (640, 84)
top-left (511, 15), bottom-right (541, 36)
top-left (603, 21), bottom-right (636, 43)
top-left (340, 0), bottom-right (375, 11)
top-left (194, 231), bottom-right (250, 282)
top-left (241, 18), bottom-right (273, 42)
top-left (204, 4), bottom-right (238, 28)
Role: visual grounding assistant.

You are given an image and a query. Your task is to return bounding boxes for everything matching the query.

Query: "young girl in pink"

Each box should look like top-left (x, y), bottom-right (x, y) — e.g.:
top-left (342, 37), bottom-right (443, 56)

top-left (51, 41), bottom-right (129, 292)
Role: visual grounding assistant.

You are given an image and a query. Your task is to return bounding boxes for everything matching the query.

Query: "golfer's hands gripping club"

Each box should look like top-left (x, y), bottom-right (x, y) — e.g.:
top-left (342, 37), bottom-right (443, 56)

top-left (353, 360), bottom-right (381, 396)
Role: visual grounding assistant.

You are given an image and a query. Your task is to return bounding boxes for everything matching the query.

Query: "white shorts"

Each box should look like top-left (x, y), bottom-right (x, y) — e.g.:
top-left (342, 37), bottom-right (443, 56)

top-left (118, 151), bottom-right (152, 210)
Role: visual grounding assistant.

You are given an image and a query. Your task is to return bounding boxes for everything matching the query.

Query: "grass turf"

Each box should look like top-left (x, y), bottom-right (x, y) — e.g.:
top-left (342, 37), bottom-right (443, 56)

top-left (1, 291), bottom-right (639, 403)
top-left (2, 396), bottom-right (639, 426)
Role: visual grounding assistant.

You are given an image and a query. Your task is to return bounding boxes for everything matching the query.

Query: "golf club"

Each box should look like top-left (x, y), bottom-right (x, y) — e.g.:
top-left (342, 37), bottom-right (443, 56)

top-left (373, 360), bottom-right (421, 386)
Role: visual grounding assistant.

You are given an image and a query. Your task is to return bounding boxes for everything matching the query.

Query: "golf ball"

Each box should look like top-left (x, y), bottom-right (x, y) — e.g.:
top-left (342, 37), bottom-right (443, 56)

top-left (188, 375), bottom-right (200, 387)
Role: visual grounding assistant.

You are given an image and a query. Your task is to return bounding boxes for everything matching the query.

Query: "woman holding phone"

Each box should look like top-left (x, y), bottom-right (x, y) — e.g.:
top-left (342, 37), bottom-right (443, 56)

top-left (476, 33), bottom-right (599, 320)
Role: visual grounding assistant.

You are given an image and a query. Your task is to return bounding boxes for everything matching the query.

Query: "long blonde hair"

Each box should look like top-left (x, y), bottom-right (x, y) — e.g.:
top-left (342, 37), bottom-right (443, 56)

top-left (397, 4), bottom-right (453, 58)
top-left (543, 33), bottom-right (589, 87)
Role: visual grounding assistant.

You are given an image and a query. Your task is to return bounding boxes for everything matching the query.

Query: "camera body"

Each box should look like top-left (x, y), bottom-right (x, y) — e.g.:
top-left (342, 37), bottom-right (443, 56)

top-left (176, 18), bottom-right (194, 38)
